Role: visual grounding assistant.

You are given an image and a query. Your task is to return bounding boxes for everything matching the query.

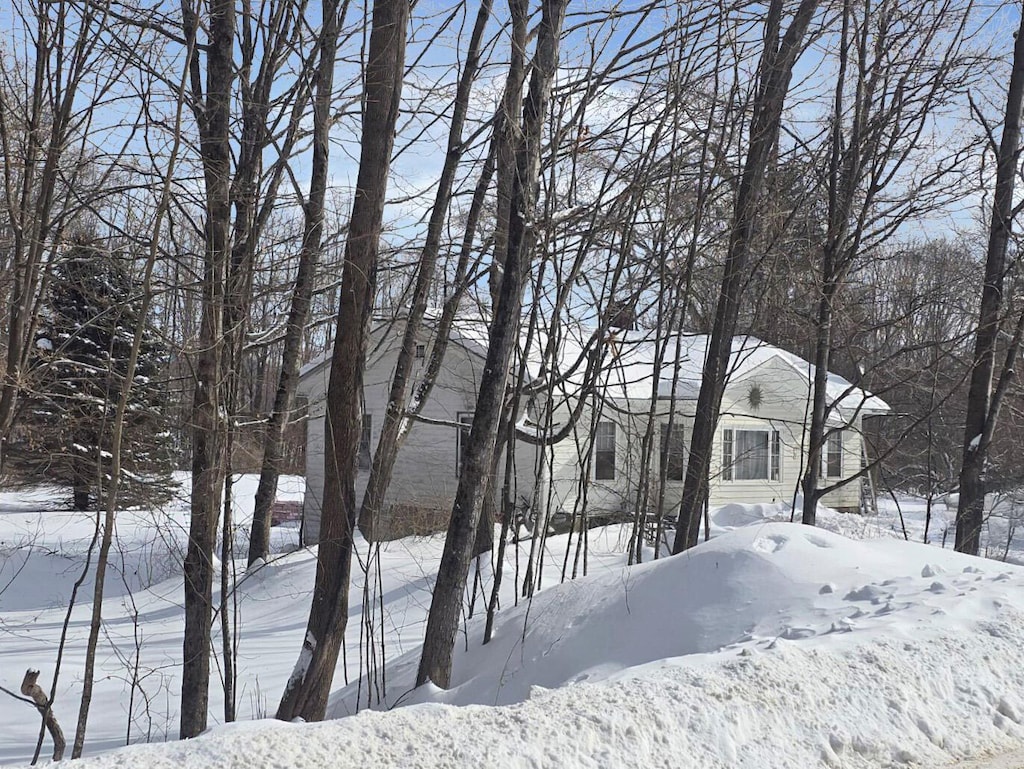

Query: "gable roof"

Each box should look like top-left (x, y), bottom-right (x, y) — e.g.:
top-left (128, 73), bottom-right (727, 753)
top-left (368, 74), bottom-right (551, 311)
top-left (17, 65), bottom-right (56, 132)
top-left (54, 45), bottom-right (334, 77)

top-left (299, 315), bottom-right (889, 420)
top-left (298, 312), bottom-right (495, 381)
top-left (535, 327), bottom-right (889, 419)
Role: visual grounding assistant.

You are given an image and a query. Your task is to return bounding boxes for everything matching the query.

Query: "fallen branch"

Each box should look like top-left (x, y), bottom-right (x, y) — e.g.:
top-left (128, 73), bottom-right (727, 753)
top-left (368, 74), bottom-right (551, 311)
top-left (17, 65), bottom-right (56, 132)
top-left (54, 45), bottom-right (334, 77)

top-left (20, 669), bottom-right (65, 761)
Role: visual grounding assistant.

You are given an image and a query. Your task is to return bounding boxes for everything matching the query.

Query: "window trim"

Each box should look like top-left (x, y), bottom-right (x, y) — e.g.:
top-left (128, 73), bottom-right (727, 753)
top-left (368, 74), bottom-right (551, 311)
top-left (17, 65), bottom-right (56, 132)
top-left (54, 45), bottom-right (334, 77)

top-left (722, 426), bottom-right (781, 482)
top-left (594, 421), bottom-right (616, 481)
top-left (824, 429), bottom-right (843, 478)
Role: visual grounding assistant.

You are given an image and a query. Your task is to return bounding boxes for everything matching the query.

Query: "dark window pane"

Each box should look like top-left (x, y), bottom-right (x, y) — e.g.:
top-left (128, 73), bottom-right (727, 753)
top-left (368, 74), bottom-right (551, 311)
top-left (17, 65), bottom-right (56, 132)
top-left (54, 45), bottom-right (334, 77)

top-left (595, 421), bottom-right (615, 480)
top-left (660, 422), bottom-right (685, 481)
top-left (358, 414), bottom-right (372, 470)
top-left (456, 412), bottom-right (473, 476)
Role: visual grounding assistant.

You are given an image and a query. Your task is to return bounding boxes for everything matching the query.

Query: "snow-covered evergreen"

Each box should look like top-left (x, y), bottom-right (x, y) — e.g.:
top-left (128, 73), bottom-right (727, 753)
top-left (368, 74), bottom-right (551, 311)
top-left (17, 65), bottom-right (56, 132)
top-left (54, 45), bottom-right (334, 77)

top-left (11, 237), bottom-right (177, 510)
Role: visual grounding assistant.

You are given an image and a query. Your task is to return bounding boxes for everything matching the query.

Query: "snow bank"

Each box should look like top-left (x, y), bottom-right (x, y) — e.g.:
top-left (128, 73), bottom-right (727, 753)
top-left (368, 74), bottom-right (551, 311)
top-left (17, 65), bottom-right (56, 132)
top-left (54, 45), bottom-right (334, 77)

top-left (6, 483), bottom-right (1024, 769)
top-left (62, 523), bottom-right (1024, 769)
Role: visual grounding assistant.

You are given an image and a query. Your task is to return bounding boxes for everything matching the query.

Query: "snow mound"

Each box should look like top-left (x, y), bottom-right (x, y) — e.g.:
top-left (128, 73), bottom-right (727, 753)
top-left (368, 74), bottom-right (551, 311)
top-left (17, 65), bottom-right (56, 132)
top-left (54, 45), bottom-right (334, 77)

top-left (64, 522), bottom-right (1024, 769)
top-left (711, 501), bottom-right (790, 528)
top-left (332, 523), bottom-right (1024, 714)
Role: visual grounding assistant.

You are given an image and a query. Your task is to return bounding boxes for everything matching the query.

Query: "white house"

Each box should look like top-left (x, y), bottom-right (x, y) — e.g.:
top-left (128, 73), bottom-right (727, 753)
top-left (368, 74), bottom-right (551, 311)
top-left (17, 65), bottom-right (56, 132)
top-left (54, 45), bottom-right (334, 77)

top-left (297, 318), bottom-right (889, 543)
top-left (298, 316), bottom-right (544, 543)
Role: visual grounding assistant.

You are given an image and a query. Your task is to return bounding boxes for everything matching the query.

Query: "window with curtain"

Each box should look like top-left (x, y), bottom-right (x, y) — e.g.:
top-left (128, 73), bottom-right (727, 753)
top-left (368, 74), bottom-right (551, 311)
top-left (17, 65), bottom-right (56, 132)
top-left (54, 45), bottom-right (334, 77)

top-left (722, 428), bottom-right (780, 481)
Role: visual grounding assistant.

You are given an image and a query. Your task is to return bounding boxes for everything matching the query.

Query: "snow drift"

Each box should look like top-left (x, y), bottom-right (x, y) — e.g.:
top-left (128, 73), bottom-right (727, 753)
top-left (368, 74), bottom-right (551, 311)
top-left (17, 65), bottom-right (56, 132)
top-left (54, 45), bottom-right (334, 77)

top-left (49, 522), bottom-right (1024, 769)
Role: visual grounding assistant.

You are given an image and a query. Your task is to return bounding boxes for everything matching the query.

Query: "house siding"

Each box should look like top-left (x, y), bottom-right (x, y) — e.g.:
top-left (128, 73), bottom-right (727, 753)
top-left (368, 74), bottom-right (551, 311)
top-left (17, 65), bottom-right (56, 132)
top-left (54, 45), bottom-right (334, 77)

top-left (299, 323), bottom-right (542, 543)
top-left (299, 328), bottom-right (881, 541)
top-left (540, 356), bottom-right (870, 519)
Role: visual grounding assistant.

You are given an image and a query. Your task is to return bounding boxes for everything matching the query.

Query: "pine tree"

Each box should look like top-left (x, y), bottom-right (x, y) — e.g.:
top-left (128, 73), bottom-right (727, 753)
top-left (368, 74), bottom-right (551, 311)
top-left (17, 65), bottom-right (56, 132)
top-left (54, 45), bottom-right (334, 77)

top-left (14, 238), bottom-right (177, 510)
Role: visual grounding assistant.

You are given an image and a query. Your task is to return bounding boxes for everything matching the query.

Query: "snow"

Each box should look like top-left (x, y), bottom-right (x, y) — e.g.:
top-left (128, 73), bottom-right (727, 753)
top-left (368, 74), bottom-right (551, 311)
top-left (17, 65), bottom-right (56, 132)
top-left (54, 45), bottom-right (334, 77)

top-left (522, 326), bottom-right (890, 418)
top-left (2, 479), bottom-right (1024, 767)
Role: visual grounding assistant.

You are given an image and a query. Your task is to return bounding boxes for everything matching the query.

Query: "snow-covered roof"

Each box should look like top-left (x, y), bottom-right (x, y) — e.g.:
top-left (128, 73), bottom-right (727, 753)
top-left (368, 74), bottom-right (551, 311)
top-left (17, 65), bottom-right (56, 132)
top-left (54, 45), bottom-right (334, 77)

top-left (298, 312), bottom-right (496, 380)
top-left (300, 317), bottom-right (889, 420)
top-left (533, 326), bottom-right (889, 419)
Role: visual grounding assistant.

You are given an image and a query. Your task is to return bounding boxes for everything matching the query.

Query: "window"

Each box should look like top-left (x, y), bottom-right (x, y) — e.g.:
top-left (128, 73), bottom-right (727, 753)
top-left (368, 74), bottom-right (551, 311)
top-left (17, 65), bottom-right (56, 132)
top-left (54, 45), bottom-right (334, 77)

top-left (358, 414), bottom-right (372, 470)
top-left (722, 428), bottom-right (780, 481)
top-left (825, 430), bottom-right (843, 478)
top-left (415, 343), bottom-right (426, 359)
top-left (660, 422), bottom-right (685, 482)
top-left (456, 412), bottom-right (473, 475)
top-left (594, 421), bottom-right (616, 480)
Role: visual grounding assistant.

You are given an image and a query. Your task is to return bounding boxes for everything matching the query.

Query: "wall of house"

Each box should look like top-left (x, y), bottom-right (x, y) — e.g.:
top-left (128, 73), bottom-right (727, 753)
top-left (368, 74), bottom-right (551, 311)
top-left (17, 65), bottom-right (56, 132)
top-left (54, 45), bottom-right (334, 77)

top-left (541, 393), bottom-right (695, 521)
top-left (539, 356), bottom-right (867, 522)
top-left (299, 324), bottom-right (543, 543)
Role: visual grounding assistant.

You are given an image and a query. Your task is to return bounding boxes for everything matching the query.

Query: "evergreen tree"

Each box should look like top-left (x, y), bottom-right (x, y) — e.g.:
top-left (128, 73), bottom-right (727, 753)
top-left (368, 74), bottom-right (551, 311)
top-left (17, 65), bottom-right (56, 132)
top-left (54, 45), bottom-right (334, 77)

top-left (13, 238), bottom-right (177, 510)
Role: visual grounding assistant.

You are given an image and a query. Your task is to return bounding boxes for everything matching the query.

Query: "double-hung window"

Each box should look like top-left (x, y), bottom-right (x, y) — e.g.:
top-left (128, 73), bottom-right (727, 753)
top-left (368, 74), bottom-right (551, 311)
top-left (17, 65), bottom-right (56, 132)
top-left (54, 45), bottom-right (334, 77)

top-left (824, 430), bottom-right (843, 478)
top-left (722, 427), bottom-right (780, 481)
top-left (660, 422), bottom-right (685, 482)
top-left (594, 421), bottom-right (616, 480)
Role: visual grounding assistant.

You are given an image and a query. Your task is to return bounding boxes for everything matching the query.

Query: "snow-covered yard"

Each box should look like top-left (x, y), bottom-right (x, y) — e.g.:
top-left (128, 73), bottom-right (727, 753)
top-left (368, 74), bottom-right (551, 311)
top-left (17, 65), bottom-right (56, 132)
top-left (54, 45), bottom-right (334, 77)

top-left (2, 477), bottom-right (1024, 767)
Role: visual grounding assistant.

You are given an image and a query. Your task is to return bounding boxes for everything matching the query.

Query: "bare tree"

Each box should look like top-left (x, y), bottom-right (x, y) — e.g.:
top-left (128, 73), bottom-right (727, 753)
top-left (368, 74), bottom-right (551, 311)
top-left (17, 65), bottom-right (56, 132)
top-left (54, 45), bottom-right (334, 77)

top-left (673, 0), bottom-right (821, 553)
top-left (179, 0), bottom-right (236, 739)
top-left (276, 0), bottom-right (410, 722)
top-left (356, 0), bottom-right (494, 543)
top-left (0, 0), bottom-right (135, 471)
top-left (247, 0), bottom-right (349, 565)
top-left (956, 8), bottom-right (1024, 555)
top-left (799, 0), bottom-right (978, 525)
top-left (416, 0), bottom-right (570, 690)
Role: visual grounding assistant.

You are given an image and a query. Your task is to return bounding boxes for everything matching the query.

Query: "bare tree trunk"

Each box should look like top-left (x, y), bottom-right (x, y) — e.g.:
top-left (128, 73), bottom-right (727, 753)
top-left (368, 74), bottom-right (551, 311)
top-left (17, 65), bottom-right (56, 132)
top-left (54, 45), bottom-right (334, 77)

top-left (673, 0), bottom-right (820, 554)
top-left (22, 670), bottom-right (64, 762)
top-left (357, 0), bottom-right (493, 542)
top-left (276, 0), bottom-right (409, 722)
top-left (249, 0), bottom-right (346, 566)
top-left (956, 11), bottom-right (1024, 555)
top-left (69, 24), bottom-right (194, 744)
top-left (416, 0), bottom-right (568, 690)
top-left (181, 0), bottom-right (236, 739)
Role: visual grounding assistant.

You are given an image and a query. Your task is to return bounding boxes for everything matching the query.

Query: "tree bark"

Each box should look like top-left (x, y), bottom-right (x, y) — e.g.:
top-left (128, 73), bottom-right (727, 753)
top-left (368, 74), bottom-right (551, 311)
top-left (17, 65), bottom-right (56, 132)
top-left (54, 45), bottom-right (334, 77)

top-left (181, 0), bottom-right (235, 740)
top-left (416, 0), bottom-right (568, 690)
top-left (357, 0), bottom-right (493, 542)
top-left (673, 0), bottom-right (820, 554)
top-left (276, 0), bottom-right (409, 722)
top-left (956, 11), bottom-right (1024, 555)
top-left (22, 670), bottom-right (64, 762)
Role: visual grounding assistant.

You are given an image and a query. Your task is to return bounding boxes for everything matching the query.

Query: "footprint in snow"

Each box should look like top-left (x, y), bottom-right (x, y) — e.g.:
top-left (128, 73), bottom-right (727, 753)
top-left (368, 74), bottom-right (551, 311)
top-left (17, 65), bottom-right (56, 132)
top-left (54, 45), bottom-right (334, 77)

top-left (780, 626), bottom-right (816, 640)
top-left (844, 584), bottom-right (890, 602)
top-left (874, 600), bottom-right (910, 616)
top-left (752, 534), bottom-right (788, 554)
